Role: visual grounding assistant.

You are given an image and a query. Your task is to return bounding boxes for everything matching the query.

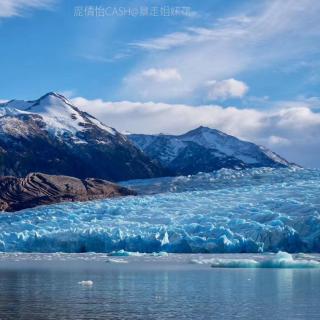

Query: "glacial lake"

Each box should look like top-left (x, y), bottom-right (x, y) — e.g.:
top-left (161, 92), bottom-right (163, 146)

top-left (0, 253), bottom-right (319, 320)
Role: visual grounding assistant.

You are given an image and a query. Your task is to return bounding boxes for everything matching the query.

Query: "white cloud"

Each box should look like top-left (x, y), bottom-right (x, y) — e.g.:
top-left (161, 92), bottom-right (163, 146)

top-left (132, 24), bottom-right (250, 51)
top-left (131, 32), bottom-right (194, 51)
top-left (207, 78), bottom-right (248, 100)
top-left (71, 96), bottom-right (320, 168)
top-left (59, 90), bottom-right (75, 99)
top-left (141, 68), bottom-right (182, 82)
top-left (121, 0), bottom-right (320, 102)
top-left (71, 97), bottom-right (263, 137)
top-left (123, 68), bottom-right (185, 101)
top-left (134, 1), bottom-right (320, 52)
top-left (0, 0), bottom-right (54, 18)
top-left (268, 135), bottom-right (291, 146)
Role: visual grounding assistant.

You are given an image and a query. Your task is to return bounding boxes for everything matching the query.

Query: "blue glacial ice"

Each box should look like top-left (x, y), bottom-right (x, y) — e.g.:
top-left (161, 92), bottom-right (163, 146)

top-left (0, 167), bottom-right (319, 253)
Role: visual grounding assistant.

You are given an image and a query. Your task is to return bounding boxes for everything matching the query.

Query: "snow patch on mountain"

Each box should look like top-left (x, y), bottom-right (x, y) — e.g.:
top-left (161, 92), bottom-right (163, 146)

top-left (0, 92), bottom-right (166, 181)
top-left (128, 126), bottom-right (294, 175)
top-left (1, 99), bottom-right (34, 110)
top-left (86, 116), bottom-right (116, 135)
top-left (0, 92), bottom-right (116, 138)
top-left (0, 117), bottom-right (32, 138)
top-left (181, 126), bottom-right (286, 165)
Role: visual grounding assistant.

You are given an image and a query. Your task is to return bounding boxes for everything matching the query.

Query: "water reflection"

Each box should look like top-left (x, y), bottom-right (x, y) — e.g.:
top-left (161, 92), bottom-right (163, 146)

top-left (0, 265), bottom-right (319, 319)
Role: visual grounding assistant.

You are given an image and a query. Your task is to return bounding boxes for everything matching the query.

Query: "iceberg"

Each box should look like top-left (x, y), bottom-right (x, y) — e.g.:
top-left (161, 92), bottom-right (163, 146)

top-left (0, 167), bottom-right (319, 253)
top-left (151, 251), bottom-right (169, 257)
top-left (78, 280), bottom-right (93, 286)
top-left (108, 250), bottom-right (144, 257)
top-left (209, 252), bottom-right (320, 269)
top-left (105, 258), bottom-right (128, 264)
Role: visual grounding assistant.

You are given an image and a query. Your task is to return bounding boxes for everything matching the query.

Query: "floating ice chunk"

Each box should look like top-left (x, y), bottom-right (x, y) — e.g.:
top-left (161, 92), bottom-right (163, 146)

top-left (259, 252), bottom-right (320, 268)
top-left (78, 280), bottom-right (93, 286)
top-left (108, 250), bottom-right (144, 257)
top-left (210, 252), bottom-right (320, 269)
top-left (210, 258), bottom-right (259, 268)
top-left (295, 253), bottom-right (318, 260)
top-left (151, 251), bottom-right (169, 257)
top-left (191, 258), bottom-right (223, 265)
top-left (105, 258), bottom-right (128, 264)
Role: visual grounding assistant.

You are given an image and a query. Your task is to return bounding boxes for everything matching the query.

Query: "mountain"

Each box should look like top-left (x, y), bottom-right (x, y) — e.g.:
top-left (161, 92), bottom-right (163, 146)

top-left (0, 172), bottom-right (136, 212)
top-left (0, 92), bottom-right (165, 181)
top-left (128, 126), bottom-right (294, 175)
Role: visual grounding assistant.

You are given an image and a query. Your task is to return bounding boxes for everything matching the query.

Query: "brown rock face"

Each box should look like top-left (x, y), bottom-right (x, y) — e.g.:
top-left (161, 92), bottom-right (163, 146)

top-left (0, 172), bottom-right (136, 212)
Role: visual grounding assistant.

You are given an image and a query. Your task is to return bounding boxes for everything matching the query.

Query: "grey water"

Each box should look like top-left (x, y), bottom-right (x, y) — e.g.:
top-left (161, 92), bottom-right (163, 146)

top-left (0, 254), bottom-right (319, 319)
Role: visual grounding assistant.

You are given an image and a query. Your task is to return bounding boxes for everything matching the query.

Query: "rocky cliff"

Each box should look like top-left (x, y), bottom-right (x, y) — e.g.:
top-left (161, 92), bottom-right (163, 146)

top-left (0, 172), bottom-right (136, 212)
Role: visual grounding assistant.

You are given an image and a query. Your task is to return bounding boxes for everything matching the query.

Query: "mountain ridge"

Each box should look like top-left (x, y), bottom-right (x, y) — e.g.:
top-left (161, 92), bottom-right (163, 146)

top-left (0, 92), bottom-right (295, 180)
top-left (128, 126), bottom-right (295, 175)
top-left (0, 93), bottom-right (166, 181)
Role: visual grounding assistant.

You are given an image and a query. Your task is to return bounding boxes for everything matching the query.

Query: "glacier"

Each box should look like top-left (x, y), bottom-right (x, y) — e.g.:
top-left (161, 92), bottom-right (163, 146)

top-left (0, 167), bottom-right (319, 253)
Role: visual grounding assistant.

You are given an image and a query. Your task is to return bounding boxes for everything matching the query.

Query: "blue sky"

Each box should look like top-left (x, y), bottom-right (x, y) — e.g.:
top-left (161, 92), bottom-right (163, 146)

top-left (1, 0), bottom-right (320, 167)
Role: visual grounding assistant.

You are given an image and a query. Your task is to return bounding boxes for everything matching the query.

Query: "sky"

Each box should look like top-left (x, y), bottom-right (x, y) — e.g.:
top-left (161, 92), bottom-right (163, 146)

top-left (0, 0), bottom-right (320, 167)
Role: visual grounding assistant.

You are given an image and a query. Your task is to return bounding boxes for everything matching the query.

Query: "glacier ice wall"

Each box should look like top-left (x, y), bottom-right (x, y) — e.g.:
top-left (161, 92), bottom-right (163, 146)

top-left (0, 167), bottom-right (319, 253)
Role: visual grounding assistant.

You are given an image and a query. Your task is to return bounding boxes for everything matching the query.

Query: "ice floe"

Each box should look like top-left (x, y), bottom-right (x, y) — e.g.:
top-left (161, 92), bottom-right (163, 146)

top-left (78, 280), bottom-right (93, 286)
top-left (193, 252), bottom-right (320, 268)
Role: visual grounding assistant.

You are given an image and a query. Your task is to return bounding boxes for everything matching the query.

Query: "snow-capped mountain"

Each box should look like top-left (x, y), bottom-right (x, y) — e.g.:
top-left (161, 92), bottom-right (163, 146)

top-left (0, 92), bottom-right (165, 181)
top-left (128, 126), bottom-right (294, 175)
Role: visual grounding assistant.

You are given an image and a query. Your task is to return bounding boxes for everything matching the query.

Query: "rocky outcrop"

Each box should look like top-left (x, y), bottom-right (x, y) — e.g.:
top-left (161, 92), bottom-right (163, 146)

top-left (0, 172), bottom-right (136, 212)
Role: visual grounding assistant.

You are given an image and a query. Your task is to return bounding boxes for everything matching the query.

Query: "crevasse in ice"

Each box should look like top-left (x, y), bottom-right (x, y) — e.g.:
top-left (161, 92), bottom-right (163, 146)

top-left (0, 167), bottom-right (319, 253)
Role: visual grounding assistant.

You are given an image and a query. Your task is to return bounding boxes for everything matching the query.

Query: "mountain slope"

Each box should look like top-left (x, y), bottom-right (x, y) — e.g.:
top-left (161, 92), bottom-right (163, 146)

top-left (0, 92), bottom-right (165, 181)
top-left (128, 126), bottom-right (294, 175)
